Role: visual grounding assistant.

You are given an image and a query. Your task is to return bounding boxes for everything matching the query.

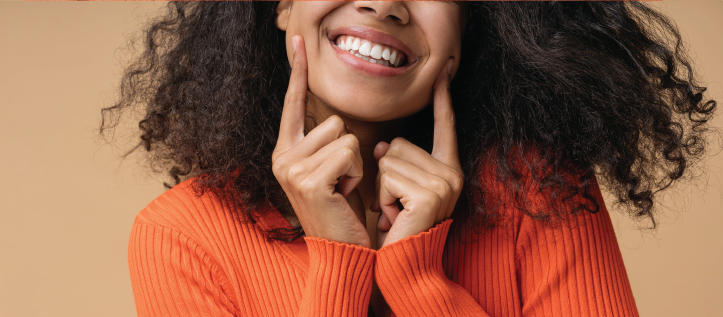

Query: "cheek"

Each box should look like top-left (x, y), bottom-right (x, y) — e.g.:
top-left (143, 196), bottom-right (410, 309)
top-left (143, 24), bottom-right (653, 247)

top-left (417, 7), bottom-right (463, 58)
top-left (430, 28), bottom-right (462, 59)
top-left (284, 2), bottom-right (345, 64)
top-left (417, 17), bottom-right (463, 103)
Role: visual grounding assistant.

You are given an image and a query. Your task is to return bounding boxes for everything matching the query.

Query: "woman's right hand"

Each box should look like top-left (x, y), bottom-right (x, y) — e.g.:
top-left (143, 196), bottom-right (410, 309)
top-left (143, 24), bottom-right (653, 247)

top-left (271, 35), bottom-right (370, 248)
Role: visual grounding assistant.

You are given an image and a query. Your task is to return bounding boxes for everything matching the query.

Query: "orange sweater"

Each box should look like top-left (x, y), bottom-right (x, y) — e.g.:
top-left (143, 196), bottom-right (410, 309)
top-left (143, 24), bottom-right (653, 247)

top-left (128, 176), bottom-right (639, 317)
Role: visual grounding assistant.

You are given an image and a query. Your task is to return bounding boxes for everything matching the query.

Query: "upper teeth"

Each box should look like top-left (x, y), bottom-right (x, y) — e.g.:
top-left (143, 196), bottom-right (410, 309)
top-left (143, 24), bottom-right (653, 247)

top-left (335, 35), bottom-right (405, 67)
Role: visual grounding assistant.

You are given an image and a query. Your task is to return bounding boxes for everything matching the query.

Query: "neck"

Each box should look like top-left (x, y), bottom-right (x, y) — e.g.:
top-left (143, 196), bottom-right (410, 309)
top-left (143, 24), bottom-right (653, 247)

top-left (305, 92), bottom-right (406, 207)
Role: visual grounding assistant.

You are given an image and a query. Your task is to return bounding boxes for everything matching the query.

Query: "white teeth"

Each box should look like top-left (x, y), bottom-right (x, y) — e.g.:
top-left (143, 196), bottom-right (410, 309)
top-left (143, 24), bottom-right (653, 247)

top-left (336, 35), bottom-right (406, 67)
top-left (382, 48), bottom-right (390, 61)
top-left (359, 41), bottom-right (371, 56)
top-left (370, 45), bottom-right (382, 59)
top-left (337, 36), bottom-right (348, 50)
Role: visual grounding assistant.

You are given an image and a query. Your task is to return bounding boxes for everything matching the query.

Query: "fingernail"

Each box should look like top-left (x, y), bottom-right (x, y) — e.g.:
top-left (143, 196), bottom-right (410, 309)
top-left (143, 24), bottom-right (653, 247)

top-left (447, 58), bottom-right (454, 76)
top-left (346, 125), bottom-right (354, 134)
top-left (292, 36), bottom-right (297, 53)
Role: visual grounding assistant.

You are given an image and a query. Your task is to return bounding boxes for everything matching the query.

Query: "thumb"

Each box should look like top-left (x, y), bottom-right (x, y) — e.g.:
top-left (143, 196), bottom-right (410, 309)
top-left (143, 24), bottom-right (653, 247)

top-left (374, 141), bottom-right (390, 161)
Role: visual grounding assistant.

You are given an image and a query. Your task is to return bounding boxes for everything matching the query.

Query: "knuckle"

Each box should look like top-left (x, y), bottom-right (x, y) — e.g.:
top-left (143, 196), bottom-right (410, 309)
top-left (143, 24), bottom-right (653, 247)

top-left (391, 136), bottom-right (407, 144)
top-left (433, 178), bottom-right (452, 196)
top-left (272, 165), bottom-right (282, 179)
top-left (378, 155), bottom-right (392, 169)
top-left (380, 170), bottom-right (394, 184)
top-left (422, 191), bottom-right (442, 210)
top-left (341, 133), bottom-right (360, 150)
top-left (298, 177), bottom-right (316, 193)
top-left (450, 170), bottom-right (465, 191)
top-left (431, 194), bottom-right (442, 209)
top-left (338, 147), bottom-right (355, 160)
top-left (339, 134), bottom-right (360, 153)
top-left (286, 163), bottom-right (306, 182)
top-left (443, 169), bottom-right (463, 191)
top-left (272, 156), bottom-right (288, 175)
top-left (389, 137), bottom-right (408, 150)
top-left (327, 115), bottom-right (345, 129)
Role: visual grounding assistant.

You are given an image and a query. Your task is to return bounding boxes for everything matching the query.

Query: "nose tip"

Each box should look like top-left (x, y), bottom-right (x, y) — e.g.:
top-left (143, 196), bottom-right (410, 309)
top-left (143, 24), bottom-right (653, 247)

top-left (354, 1), bottom-right (409, 24)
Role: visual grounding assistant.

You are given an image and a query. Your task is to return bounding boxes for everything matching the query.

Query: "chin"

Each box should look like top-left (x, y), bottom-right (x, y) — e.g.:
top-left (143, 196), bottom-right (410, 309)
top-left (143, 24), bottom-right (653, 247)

top-left (309, 78), bottom-right (431, 122)
top-left (331, 100), bottom-right (427, 122)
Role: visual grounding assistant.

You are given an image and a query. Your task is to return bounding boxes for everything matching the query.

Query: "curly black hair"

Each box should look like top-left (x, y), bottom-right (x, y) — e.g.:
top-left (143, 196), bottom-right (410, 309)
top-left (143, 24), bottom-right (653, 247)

top-left (101, 2), bottom-right (717, 241)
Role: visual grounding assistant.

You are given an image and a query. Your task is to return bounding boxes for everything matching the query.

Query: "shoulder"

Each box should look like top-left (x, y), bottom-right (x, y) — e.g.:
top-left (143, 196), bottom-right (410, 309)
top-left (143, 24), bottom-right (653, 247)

top-left (128, 178), bottom-right (250, 314)
top-left (135, 178), bottom-right (211, 229)
top-left (131, 177), bottom-right (258, 253)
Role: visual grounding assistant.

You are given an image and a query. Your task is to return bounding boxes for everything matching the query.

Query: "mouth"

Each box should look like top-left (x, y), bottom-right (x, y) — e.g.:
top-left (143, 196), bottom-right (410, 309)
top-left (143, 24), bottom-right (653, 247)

top-left (332, 35), bottom-right (408, 68)
top-left (327, 26), bottom-right (417, 75)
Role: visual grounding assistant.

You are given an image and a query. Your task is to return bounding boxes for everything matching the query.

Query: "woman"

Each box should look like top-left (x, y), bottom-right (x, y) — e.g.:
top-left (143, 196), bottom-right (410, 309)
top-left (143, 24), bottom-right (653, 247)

top-left (103, 2), bottom-right (716, 316)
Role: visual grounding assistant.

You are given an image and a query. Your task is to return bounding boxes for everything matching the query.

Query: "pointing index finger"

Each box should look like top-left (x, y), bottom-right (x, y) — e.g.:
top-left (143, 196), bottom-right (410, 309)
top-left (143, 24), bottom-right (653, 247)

top-left (276, 35), bottom-right (308, 153)
top-left (431, 58), bottom-right (460, 170)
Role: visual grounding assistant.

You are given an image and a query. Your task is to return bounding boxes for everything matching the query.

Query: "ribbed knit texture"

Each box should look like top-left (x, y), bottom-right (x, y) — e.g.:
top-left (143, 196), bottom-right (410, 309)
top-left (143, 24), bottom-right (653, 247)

top-left (128, 177), bottom-right (638, 316)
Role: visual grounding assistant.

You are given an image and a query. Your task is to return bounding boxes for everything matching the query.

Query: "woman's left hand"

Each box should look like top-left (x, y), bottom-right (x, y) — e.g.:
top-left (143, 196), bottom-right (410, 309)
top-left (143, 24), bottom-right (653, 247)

top-left (373, 59), bottom-right (464, 248)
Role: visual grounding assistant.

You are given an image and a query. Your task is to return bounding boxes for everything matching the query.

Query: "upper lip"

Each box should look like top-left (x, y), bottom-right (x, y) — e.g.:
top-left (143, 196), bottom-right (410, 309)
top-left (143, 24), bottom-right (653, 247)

top-left (327, 26), bottom-right (417, 64)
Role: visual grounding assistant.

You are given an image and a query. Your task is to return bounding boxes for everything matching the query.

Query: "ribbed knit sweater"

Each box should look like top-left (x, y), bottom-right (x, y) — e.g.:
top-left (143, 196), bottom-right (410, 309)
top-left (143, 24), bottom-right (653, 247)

top-left (128, 175), bottom-right (639, 317)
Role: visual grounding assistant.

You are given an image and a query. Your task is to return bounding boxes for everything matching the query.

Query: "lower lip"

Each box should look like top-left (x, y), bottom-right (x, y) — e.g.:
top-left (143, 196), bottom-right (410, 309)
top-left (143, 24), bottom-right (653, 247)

top-left (330, 39), bottom-right (411, 77)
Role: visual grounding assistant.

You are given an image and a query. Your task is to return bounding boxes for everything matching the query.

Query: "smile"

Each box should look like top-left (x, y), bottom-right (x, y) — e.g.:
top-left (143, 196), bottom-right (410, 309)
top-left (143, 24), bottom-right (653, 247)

top-left (334, 35), bottom-right (407, 68)
top-left (328, 26), bottom-right (416, 77)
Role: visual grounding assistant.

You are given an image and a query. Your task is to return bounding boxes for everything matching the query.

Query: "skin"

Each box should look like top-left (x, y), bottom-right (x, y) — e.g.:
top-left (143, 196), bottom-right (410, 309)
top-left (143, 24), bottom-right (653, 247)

top-left (276, 1), bottom-right (464, 122)
top-left (274, 1), bottom-right (465, 247)
top-left (273, 2), bottom-right (466, 316)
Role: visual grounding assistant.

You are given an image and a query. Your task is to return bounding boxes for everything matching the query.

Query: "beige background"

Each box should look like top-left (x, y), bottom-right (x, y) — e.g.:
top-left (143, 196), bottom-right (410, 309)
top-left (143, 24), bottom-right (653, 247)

top-left (0, 1), bottom-right (721, 316)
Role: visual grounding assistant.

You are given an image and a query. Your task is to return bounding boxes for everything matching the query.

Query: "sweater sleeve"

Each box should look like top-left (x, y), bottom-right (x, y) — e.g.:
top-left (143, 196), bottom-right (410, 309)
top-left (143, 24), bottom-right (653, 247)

top-left (296, 237), bottom-right (376, 317)
top-left (375, 220), bottom-right (491, 317)
top-left (128, 221), bottom-right (238, 317)
top-left (515, 190), bottom-right (639, 316)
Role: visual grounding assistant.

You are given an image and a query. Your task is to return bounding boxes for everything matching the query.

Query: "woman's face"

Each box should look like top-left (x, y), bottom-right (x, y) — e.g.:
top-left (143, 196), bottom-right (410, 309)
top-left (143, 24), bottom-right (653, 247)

top-left (276, 1), bottom-right (465, 122)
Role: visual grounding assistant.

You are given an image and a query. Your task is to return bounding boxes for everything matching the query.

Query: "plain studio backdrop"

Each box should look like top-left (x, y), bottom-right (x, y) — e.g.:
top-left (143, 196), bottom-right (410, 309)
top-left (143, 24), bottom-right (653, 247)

top-left (1, 1), bottom-right (721, 316)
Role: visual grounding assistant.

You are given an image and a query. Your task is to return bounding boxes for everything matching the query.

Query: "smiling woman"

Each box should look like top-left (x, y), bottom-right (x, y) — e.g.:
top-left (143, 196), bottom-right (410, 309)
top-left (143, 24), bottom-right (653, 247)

top-left (100, 2), bottom-right (717, 317)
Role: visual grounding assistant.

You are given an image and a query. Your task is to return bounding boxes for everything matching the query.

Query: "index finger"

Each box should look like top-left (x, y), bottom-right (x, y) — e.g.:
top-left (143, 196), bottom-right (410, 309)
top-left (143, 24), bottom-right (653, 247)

top-left (276, 35), bottom-right (308, 153)
top-left (431, 58), bottom-right (460, 169)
